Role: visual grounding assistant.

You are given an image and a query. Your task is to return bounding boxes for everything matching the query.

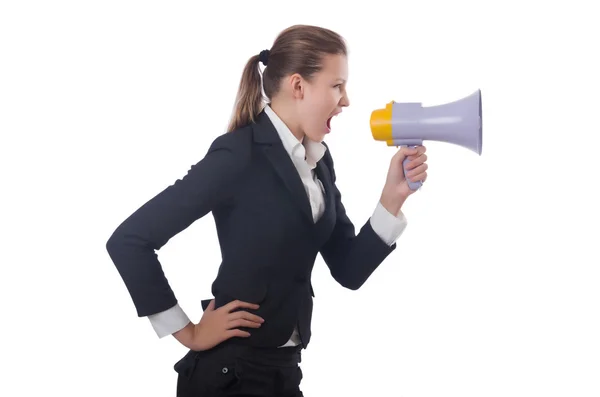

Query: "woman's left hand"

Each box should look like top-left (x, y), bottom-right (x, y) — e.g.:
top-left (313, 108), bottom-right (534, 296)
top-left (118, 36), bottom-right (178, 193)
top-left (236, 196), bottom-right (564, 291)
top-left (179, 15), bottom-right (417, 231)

top-left (380, 145), bottom-right (428, 214)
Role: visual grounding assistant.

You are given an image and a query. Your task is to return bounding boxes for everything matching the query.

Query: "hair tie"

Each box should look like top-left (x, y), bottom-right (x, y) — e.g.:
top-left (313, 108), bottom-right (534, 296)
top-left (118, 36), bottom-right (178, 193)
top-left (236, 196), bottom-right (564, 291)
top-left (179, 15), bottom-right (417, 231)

top-left (259, 49), bottom-right (270, 66)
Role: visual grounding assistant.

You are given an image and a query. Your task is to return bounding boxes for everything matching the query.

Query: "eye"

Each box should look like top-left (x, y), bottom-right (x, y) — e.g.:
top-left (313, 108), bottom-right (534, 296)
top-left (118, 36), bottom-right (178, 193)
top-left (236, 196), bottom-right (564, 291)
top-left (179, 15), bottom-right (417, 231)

top-left (334, 84), bottom-right (342, 89)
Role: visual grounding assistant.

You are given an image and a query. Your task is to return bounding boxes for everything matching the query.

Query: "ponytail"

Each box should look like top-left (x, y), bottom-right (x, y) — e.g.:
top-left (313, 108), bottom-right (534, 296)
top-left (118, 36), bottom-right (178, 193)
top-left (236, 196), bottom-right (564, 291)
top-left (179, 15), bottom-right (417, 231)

top-left (227, 54), bottom-right (265, 132)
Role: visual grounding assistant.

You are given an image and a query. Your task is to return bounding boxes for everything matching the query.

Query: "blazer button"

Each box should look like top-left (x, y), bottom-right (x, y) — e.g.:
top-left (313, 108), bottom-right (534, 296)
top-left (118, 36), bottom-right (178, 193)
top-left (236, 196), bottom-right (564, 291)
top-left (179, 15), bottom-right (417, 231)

top-left (222, 367), bottom-right (228, 374)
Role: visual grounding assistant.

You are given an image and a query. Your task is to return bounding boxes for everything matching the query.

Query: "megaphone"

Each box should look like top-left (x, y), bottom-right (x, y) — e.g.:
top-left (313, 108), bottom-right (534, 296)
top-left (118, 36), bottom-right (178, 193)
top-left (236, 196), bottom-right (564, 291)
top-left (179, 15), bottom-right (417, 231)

top-left (370, 89), bottom-right (482, 190)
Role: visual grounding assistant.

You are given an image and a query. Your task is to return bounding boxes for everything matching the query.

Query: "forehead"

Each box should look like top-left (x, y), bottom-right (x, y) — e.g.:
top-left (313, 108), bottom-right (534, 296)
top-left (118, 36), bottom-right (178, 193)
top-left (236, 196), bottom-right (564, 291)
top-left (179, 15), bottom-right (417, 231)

top-left (317, 53), bottom-right (348, 81)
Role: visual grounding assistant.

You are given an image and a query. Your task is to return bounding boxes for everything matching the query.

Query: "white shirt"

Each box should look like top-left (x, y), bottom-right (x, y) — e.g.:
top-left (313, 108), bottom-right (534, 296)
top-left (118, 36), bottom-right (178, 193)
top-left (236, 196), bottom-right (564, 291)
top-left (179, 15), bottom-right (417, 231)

top-left (147, 105), bottom-right (409, 346)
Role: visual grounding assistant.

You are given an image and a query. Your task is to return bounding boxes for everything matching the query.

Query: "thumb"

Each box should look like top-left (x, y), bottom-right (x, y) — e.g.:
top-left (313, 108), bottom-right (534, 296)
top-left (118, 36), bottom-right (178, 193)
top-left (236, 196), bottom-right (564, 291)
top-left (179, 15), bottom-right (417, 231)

top-left (206, 299), bottom-right (215, 311)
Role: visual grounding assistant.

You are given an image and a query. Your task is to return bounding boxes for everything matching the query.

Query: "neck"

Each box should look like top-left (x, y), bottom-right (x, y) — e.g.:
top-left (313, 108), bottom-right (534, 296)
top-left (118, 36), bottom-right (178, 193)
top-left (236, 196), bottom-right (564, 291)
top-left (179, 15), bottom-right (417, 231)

top-left (269, 101), bottom-right (304, 142)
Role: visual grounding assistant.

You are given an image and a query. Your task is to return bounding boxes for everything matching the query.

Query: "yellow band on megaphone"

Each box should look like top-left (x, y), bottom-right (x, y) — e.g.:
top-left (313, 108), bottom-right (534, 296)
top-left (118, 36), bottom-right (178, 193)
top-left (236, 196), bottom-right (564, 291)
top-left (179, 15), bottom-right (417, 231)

top-left (370, 102), bottom-right (393, 141)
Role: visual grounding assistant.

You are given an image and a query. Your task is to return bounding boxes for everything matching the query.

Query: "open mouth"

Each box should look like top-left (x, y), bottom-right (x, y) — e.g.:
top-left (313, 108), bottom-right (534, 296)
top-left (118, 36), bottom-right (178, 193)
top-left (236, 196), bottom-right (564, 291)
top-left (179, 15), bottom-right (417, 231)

top-left (326, 111), bottom-right (341, 132)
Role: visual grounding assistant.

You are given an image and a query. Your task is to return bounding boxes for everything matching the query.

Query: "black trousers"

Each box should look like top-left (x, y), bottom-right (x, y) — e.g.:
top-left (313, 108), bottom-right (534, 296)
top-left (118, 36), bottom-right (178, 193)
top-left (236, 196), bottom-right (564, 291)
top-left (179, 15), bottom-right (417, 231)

top-left (174, 340), bottom-right (304, 397)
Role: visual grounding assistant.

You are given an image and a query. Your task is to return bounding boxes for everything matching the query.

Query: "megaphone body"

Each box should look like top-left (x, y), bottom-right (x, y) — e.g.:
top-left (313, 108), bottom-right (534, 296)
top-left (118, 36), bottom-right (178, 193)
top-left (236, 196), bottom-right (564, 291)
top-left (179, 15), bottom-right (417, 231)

top-left (370, 89), bottom-right (482, 190)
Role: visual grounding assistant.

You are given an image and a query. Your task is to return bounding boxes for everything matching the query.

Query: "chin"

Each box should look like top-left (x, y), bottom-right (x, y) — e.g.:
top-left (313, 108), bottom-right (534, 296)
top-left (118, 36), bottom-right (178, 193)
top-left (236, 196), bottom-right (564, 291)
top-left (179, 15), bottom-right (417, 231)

top-left (306, 126), bottom-right (330, 142)
top-left (306, 132), bottom-right (326, 143)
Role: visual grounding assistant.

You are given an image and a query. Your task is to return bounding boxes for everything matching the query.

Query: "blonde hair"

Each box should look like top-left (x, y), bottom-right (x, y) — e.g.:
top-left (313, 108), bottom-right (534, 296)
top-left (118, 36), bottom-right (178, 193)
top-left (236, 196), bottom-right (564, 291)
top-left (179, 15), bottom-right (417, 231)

top-left (226, 24), bottom-right (347, 132)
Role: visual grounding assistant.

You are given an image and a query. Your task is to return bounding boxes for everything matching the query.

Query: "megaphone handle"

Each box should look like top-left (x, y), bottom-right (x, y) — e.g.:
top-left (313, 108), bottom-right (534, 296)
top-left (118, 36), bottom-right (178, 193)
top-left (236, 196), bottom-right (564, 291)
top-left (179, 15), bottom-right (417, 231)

top-left (401, 145), bottom-right (423, 191)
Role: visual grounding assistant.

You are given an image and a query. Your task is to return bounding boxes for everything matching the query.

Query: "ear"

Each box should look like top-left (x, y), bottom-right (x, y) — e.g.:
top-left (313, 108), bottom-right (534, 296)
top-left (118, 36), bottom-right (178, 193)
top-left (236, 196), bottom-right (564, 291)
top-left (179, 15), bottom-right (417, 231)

top-left (289, 73), bottom-right (304, 99)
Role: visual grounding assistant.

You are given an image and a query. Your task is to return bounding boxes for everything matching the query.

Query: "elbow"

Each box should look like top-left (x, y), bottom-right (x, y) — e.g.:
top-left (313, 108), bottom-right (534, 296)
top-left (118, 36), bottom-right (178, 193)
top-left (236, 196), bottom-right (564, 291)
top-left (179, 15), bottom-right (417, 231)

top-left (331, 269), bottom-right (365, 291)
top-left (105, 226), bottom-right (130, 260)
top-left (105, 228), bottom-right (122, 256)
top-left (343, 279), bottom-right (365, 291)
top-left (105, 233), bottom-right (116, 254)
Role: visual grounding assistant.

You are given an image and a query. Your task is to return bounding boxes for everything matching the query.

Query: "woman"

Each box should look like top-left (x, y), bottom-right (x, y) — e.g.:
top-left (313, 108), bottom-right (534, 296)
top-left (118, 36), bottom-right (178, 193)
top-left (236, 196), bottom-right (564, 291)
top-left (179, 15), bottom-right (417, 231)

top-left (106, 24), bottom-right (428, 397)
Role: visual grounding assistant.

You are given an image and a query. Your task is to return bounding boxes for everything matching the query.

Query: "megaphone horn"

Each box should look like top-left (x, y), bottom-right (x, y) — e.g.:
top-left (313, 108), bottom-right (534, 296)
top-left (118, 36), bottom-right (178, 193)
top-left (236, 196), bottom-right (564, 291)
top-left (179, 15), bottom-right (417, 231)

top-left (370, 89), bottom-right (483, 191)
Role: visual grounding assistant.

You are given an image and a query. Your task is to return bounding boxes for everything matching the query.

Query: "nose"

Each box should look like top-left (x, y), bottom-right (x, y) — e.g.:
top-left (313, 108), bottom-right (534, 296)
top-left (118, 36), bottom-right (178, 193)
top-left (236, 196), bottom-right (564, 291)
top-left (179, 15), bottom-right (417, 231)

top-left (340, 91), bottom-right (350, 107)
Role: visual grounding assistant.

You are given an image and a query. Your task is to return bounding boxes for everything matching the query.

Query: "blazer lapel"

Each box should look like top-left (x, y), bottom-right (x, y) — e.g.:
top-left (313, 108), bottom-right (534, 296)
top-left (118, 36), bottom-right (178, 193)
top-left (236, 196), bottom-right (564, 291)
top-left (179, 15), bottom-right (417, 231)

top-left (312, 155), bottom-right (337, 245)
top-left (253, 111), bottom-right (314, 224)
top-left (264, 145), bottom-right (314, 223)
top-left (314, 158), bottom-right (333, 211)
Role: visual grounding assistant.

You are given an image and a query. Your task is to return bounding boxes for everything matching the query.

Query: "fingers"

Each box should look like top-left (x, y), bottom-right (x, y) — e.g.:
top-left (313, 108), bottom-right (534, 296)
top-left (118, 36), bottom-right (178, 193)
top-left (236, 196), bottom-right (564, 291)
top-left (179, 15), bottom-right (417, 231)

top-left (400, 146), bottom-right (419, 156)
top-left (409, 169), bottom-right (428, 182)
top-left (227, 310), bottom-right (264, 330)
top-left (397, 145), bottom-right (426, 163)
top-left (404, 145), bottom-right (427, 171)
top-left (225, 329), bottom-right (251, 339)
top-left (413, 172), bottom-right (427, 182)
top-left (222, 299), bottom-right (260, 312)
top-left (227, 318), bottom-right (263, 329)
top-left (406, 163), bottom-right (428, 179)
top-left (405, 153), bottom-right (427, 169)
top-left (228, 310), bottom-right (264, 324)
top-left (396, 146), bottom-right (418, 161)
top-left (224, 310), bottom-right (264, 338)
top-left (220, 301), bottom-right (265, 335)
top-left (403, 146), bottom-right (428, 181)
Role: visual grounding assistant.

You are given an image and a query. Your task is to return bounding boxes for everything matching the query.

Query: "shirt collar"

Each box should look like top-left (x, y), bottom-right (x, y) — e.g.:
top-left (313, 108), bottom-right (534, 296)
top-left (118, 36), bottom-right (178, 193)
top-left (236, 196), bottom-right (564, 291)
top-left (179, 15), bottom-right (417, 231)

top-left (264, 105), bottom-right (326, 169)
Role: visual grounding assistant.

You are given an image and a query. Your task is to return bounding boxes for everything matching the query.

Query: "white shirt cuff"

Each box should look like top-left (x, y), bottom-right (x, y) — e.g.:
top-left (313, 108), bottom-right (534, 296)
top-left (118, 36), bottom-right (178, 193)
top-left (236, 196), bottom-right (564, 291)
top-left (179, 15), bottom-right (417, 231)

top-left (370, 201), bottom-right (408, 246)
top-left (147, 303), bottom-right (191, 338)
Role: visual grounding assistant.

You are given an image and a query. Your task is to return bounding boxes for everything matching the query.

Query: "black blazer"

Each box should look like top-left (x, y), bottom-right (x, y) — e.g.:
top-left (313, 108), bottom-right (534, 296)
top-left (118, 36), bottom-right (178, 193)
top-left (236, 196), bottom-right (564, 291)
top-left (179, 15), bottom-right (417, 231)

top-left (105, 109), bottom-right (397, 349)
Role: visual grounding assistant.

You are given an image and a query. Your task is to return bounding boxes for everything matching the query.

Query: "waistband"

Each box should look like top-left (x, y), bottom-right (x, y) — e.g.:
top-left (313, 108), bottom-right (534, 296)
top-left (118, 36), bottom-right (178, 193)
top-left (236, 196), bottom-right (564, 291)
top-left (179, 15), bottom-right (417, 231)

top-left (200, 339), bottom-right (303, 367)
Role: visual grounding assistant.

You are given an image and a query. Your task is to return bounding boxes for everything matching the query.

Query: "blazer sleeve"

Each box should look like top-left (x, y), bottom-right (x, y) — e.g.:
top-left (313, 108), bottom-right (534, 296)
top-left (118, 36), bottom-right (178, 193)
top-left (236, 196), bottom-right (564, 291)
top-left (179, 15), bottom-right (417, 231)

top-left (105, 136), bottom-right (244, 317)
top-left (319, 145), bottom-right (397, 290)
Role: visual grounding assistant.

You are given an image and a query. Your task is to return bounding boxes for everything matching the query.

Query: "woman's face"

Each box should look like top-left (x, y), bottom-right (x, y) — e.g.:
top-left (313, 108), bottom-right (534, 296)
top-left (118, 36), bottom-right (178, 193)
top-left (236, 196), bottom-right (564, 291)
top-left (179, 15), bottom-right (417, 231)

top-left (296, 54), bottom-right (350, 142)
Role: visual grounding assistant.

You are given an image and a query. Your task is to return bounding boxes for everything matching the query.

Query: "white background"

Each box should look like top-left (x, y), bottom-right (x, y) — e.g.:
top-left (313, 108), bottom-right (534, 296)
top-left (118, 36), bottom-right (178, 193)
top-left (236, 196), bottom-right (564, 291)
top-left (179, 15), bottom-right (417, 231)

top-left (2, 1), bottom-right (599, 396)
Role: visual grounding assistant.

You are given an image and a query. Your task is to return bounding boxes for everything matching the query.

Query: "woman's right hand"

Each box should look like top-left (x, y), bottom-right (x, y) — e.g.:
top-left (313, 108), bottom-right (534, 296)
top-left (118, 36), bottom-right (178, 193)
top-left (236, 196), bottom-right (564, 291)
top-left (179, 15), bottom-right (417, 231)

top-left (174, 299), bottom-right (264, 351)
